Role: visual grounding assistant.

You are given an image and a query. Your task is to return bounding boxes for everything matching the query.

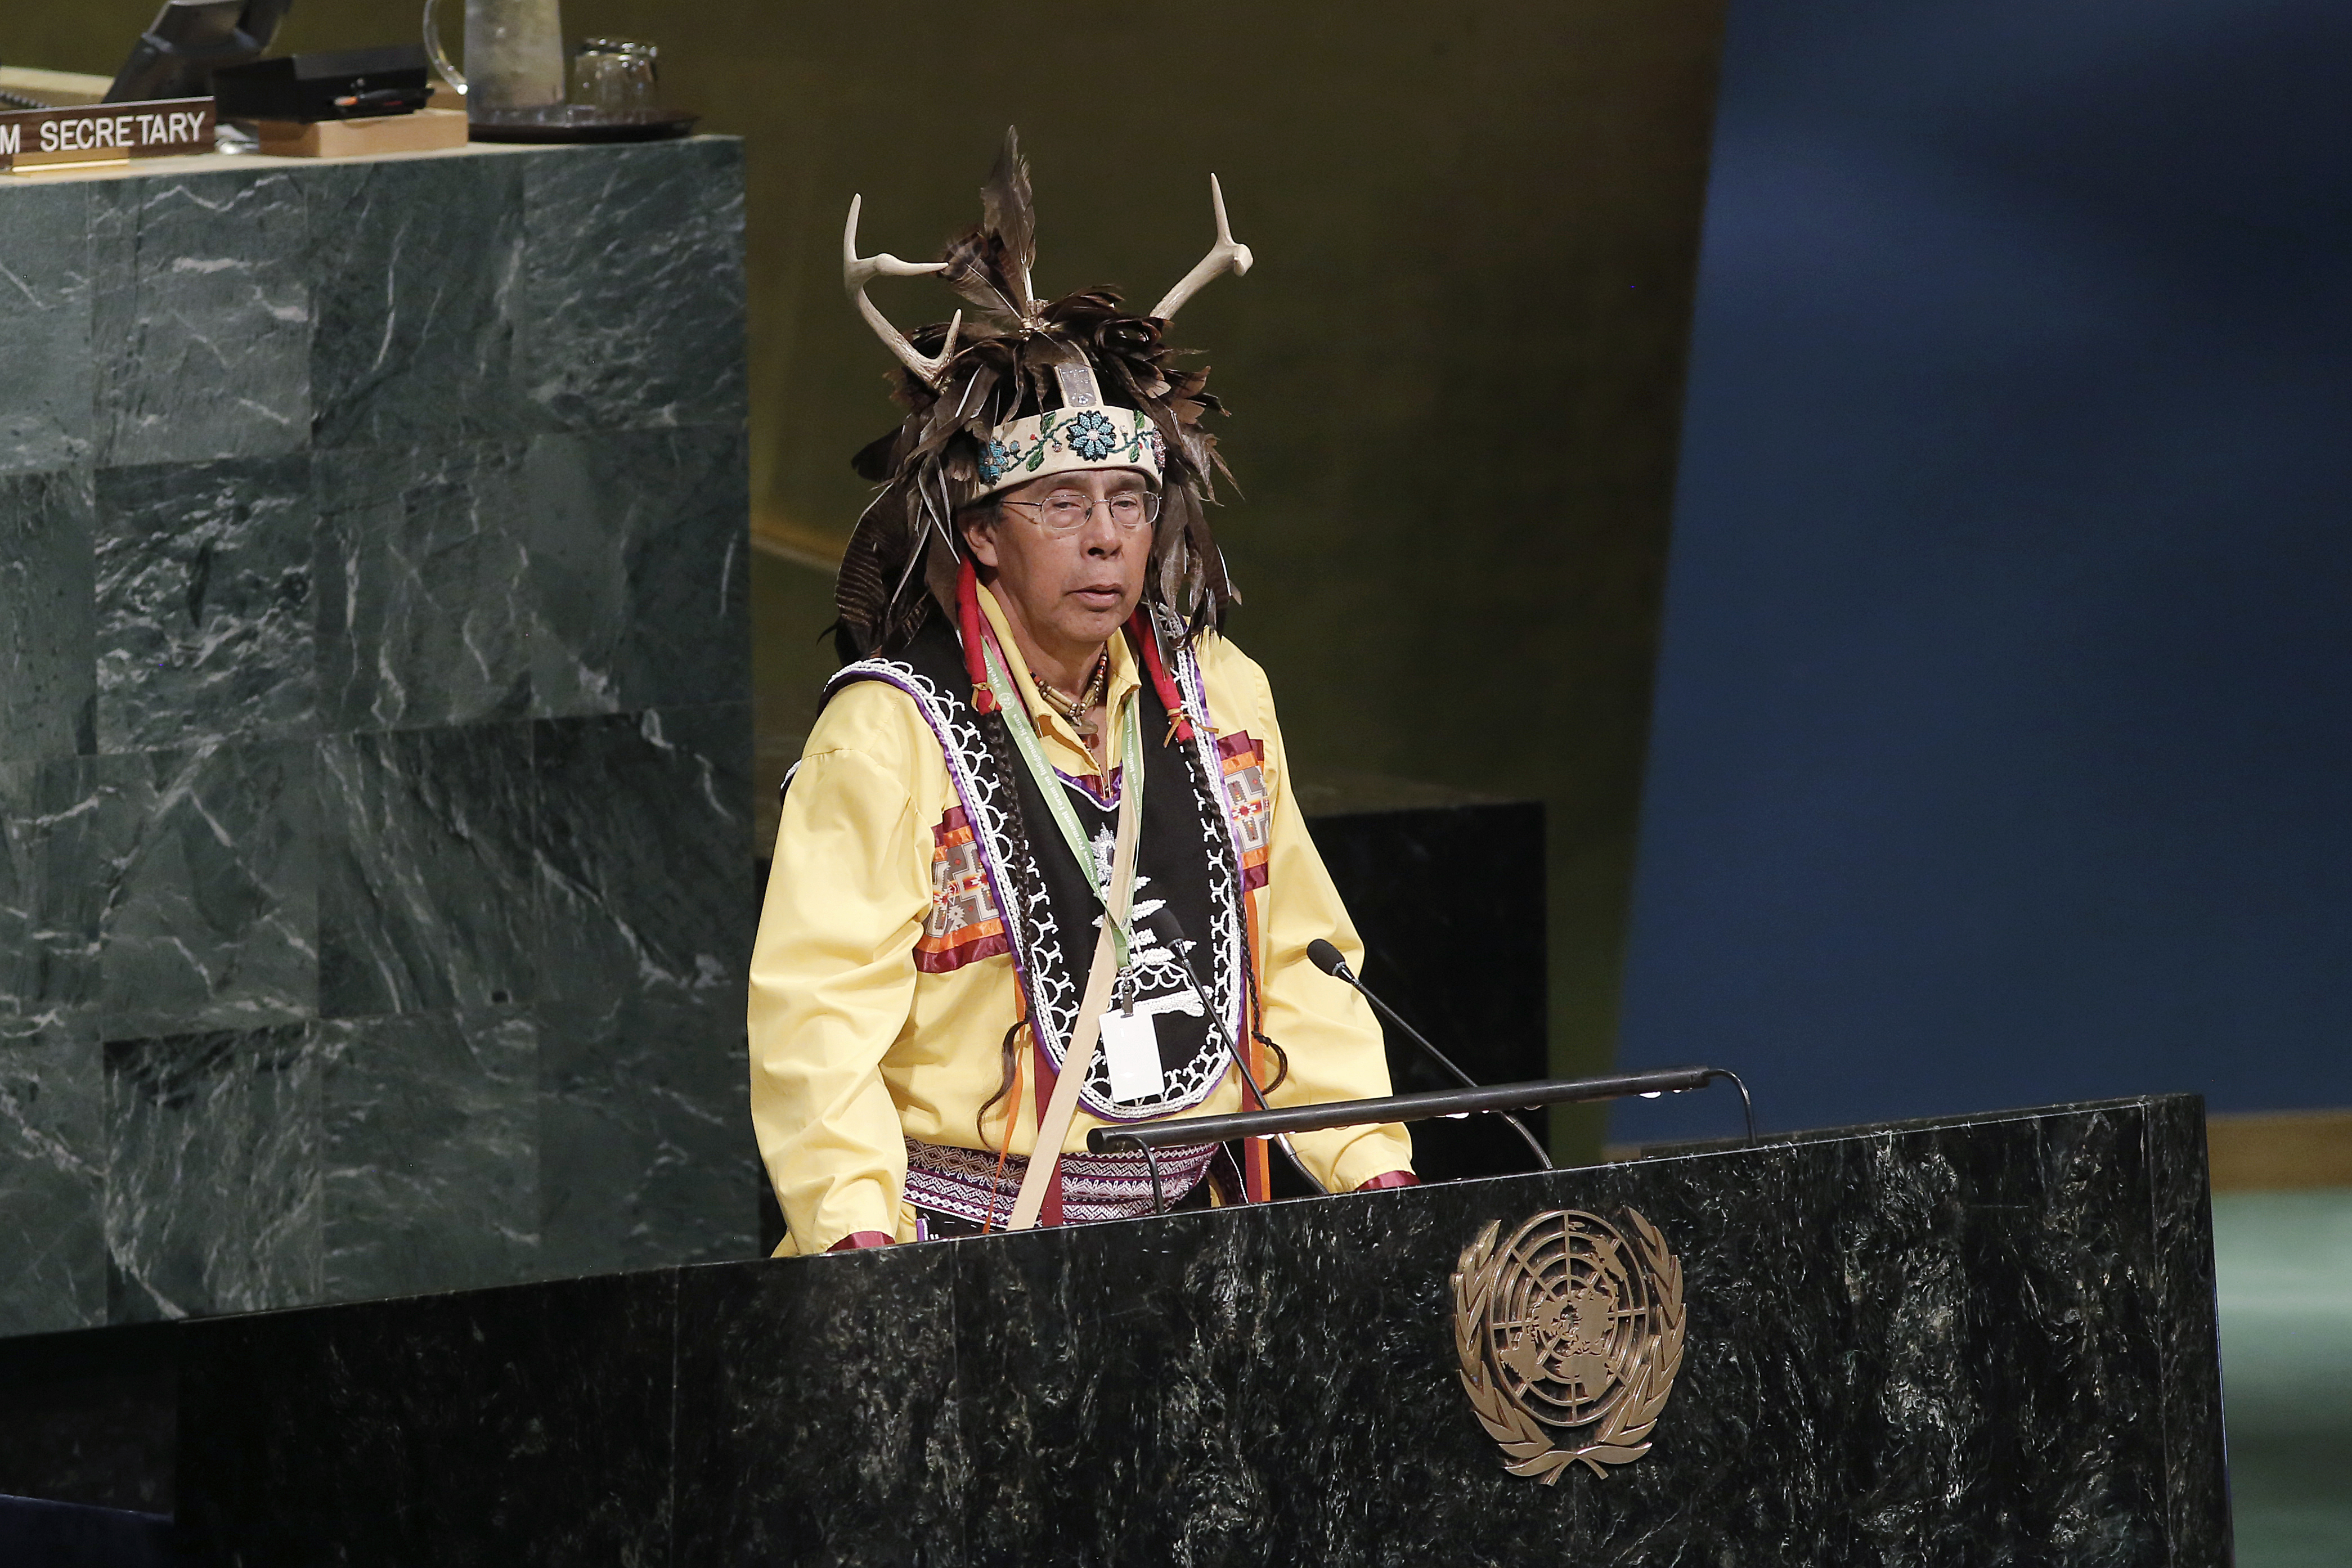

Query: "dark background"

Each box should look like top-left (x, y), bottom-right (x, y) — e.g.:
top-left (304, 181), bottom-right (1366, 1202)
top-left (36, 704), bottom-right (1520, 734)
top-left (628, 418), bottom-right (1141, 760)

top-left (0, 0), bottom-right (1727, 1162)
top-left (12, 0), bottom-right (2342, 1153)
top-left (1616, 0), bottom-right (2352, 1139)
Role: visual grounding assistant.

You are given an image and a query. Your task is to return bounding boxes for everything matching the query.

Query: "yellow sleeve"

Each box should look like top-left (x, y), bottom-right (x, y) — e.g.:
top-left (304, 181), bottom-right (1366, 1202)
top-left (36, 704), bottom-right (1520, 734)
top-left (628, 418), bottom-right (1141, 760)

top-left (747, 685), bottom-right (932, 1255)
top-left (1238, 658), bottom-right (1416, 1191)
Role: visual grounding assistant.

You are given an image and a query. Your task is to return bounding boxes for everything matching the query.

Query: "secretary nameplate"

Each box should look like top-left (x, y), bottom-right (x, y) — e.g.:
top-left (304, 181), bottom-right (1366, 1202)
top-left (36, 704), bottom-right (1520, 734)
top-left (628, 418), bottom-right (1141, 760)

top-left (0, 99), bottom-right (215, 171)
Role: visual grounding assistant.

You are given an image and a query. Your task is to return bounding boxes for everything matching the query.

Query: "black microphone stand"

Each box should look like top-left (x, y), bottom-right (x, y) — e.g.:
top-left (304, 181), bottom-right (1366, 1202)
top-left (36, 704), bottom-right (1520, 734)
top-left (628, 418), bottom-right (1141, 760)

top-left (1307, 938), bottom-right (1554, 1171)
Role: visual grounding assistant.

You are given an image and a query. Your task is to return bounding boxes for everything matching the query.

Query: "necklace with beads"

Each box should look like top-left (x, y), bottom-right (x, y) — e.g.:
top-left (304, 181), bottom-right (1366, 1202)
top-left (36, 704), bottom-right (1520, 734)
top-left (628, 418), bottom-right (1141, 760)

top-left (1034, 647), bottom-right (1110, 743)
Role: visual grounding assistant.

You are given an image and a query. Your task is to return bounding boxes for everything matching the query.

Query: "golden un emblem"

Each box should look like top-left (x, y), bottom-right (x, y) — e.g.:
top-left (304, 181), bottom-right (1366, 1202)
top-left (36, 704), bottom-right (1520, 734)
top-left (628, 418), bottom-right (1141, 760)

top-left (1451, 1208), bottom-right (1685, 1481)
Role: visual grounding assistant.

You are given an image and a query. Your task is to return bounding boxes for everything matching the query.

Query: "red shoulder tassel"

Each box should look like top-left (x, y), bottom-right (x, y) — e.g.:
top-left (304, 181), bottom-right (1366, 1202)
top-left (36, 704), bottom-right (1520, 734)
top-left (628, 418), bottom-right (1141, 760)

top-left (1126, 608), bottom-right (1195, 743)
top-left (957, 557), bottom-right (998, 713)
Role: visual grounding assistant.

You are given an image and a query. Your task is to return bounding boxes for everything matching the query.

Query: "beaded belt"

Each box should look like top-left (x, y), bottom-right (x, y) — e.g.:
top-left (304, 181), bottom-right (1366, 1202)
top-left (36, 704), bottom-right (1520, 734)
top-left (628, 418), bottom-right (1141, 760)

top-left (904, 1136), bottom-right (1220, 1230)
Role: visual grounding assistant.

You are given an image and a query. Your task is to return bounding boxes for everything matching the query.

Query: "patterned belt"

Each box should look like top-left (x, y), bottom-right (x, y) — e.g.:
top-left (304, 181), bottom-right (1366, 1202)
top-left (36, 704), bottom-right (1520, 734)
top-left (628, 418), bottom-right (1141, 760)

top-left (904, 1136), bottom-right (1221, 1230)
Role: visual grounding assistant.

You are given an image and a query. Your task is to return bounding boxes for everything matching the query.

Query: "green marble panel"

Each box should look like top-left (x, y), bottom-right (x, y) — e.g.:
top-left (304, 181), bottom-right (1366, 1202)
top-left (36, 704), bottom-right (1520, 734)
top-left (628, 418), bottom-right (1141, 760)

top-left (322, 1008), bottom-right (538, 1301)
top-left (305, 154), bottom-right (532, 450)
top-left (0, 467), bottom-right (97, 765)
top-left (516, 140), bottom-right (748, 434)
top-left (0, 1013), bottom-right (103, 1336)
top-left (88, 168), bottom-right (311, 468)
top-left (318, 723), bottom-right (537, 1019)
top-left (526, 426), bottom-right (751, 718)
top-left (102, 1023), bottom-right (322, 1323)
top-left (0, 181), bottom-right (94, 477)
top-left (315, 438), bottom-right (537, 732)
top-left (92, 739), bottom-right (317, 1044)
top-left (93, 455), bottom-right (316, 753)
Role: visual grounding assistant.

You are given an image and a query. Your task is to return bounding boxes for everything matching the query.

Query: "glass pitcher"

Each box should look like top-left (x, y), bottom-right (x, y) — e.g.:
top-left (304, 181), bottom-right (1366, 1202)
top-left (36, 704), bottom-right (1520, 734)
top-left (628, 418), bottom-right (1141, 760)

top-left (424, 0), bottom-right (565, 118)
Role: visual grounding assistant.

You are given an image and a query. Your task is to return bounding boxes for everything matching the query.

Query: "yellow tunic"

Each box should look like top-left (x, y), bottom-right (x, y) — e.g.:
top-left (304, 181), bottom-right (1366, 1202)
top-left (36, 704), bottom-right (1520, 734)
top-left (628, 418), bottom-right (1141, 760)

top-left (748, 585), bottom-right (1412, 1254)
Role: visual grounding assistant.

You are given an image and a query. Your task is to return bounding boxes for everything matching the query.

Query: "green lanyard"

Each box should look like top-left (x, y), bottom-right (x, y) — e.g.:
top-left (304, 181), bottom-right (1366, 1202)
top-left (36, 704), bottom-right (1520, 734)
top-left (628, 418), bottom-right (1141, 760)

top-left (981, 635), bottom-right (1143, 969)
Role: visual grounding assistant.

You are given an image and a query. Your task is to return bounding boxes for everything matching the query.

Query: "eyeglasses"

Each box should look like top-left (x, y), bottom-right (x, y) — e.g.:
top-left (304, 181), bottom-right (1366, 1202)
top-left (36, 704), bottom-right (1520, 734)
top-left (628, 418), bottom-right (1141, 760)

top-left (999, 490), bottom-right (1161, 536)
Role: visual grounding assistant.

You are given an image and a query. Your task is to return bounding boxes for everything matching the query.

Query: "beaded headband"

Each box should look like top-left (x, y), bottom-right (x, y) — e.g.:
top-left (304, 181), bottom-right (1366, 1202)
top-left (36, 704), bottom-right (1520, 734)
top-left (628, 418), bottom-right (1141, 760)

top-left (968, 362), bottom-right (1167, 502)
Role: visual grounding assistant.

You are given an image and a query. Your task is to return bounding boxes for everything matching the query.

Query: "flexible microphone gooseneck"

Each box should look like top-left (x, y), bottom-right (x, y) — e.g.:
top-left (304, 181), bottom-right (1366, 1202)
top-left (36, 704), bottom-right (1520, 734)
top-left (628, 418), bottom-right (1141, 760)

top-left (1305, 938), bottom-right (1554, 1171)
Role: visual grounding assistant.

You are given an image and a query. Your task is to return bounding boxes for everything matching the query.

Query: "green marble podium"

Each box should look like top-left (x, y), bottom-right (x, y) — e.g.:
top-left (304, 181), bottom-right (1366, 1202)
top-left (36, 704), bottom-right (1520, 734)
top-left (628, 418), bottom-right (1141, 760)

top-left (0, 1093), bottom-right (2234, 1566)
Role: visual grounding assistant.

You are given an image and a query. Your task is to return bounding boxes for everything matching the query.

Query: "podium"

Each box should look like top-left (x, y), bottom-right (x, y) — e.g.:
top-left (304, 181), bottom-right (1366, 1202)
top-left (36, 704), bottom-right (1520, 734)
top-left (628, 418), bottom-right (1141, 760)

top-left (129, 1093), bottom-right (2228, 1565)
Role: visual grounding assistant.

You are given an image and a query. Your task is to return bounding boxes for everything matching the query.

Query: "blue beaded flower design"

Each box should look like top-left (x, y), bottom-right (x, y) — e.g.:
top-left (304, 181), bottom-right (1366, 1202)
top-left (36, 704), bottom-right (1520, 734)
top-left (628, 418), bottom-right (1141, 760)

top-left (1062, 410), bottom-right (1120, 462)
top-left (978, 437), bottom-right (1020, 484)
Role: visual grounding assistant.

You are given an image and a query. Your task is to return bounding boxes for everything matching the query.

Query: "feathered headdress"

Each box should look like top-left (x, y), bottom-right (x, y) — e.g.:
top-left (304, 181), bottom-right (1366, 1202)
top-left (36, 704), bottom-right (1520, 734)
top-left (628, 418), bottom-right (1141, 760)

top-left (834, 128), bottom-right (1254, 657)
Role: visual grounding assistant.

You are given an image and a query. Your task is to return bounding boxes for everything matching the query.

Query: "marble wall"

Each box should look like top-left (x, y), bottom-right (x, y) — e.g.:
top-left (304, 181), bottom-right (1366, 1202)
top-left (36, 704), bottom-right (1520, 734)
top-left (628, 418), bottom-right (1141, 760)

top-left (0, 140), bottom-right (755, 1337)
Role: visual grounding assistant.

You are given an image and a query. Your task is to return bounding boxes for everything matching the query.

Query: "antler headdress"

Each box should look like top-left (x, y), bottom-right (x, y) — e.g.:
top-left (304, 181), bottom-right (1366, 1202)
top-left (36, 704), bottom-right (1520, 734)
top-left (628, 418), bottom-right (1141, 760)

top-left (834, 129), bottom-right (1253, 657)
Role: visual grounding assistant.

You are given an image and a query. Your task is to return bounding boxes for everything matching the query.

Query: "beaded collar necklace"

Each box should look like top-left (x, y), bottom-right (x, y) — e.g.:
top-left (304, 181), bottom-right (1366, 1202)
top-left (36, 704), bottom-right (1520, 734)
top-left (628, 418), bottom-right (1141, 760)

top-left (1033, 647), bottom-right (1110, 742)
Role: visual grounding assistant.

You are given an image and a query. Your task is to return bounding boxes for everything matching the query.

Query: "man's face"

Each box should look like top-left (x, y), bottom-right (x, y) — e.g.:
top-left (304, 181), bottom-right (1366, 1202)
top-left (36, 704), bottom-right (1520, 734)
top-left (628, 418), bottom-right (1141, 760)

top-left (963, 468), bottom-right (1155, 661)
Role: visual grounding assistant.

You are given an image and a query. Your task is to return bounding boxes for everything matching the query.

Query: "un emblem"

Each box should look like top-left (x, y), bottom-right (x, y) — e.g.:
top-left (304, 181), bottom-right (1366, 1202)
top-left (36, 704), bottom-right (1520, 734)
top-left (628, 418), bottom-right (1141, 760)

top-left (1451, 1208), bottom-right (1686, 1481)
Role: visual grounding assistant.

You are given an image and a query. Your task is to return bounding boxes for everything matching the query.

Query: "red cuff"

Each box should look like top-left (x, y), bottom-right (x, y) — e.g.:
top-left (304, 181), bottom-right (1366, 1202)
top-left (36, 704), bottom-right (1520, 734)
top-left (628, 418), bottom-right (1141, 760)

top-left (1354, 1171), bottom-right (1419, 1192)
top-left (826, 1230), bottom-right (894, 1252)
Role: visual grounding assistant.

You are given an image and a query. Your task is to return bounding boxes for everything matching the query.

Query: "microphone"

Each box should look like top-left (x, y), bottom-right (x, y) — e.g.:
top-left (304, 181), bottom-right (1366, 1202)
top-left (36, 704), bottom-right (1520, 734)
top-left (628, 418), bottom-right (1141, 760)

top-left (1306, 938), bottom-right (1553, 1171)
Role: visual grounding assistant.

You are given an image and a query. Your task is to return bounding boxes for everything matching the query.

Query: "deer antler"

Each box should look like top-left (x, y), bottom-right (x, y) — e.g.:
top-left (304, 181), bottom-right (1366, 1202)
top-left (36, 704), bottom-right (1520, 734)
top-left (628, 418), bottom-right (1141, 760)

top-left (1151, 174), bottom-right (1254, 322)
top-left (844, 194), bottom-right (963, 386)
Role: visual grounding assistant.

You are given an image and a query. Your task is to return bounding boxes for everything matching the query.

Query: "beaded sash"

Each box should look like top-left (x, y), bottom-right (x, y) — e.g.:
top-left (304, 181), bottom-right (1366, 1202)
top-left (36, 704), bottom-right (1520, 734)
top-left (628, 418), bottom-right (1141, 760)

top-left (903, 1136), bottom-right (1220, 1230)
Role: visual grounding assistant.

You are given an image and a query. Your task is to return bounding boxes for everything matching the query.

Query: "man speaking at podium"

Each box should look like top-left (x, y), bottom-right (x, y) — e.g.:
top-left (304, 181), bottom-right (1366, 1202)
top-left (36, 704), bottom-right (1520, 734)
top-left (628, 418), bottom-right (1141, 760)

top-left (749, 136), bottom-right (1414, 1255)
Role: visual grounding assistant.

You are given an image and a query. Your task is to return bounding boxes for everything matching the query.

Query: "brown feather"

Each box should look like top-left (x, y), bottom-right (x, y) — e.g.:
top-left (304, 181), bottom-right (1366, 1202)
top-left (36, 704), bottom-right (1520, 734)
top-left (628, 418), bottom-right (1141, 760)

top-left (978, 127), bottom-right (1036, 316)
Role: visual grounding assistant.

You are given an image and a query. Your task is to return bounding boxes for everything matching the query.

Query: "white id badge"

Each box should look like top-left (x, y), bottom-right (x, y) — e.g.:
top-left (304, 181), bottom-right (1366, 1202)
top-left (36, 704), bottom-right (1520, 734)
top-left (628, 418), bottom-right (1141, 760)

top-left (1099, 1007), bottom-right (1166, 1103)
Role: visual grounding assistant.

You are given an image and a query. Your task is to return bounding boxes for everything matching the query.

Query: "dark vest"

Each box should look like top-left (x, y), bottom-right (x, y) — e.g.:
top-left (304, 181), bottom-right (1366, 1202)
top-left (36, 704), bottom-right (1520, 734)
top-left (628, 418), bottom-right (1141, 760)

top-left (822, 610), bottom-right (1249, 1123)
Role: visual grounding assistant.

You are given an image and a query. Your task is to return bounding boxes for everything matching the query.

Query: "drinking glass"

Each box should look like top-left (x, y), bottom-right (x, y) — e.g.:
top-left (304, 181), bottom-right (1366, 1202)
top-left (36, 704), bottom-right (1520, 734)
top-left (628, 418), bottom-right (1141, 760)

top-left (573, 38), bottom-right (658, 115)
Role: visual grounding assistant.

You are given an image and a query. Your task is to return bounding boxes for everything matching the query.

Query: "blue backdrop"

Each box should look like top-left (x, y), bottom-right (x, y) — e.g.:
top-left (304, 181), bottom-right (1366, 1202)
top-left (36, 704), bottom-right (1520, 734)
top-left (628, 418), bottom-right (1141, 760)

top-left (1615, 0), bottom-right (2352, 1140)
